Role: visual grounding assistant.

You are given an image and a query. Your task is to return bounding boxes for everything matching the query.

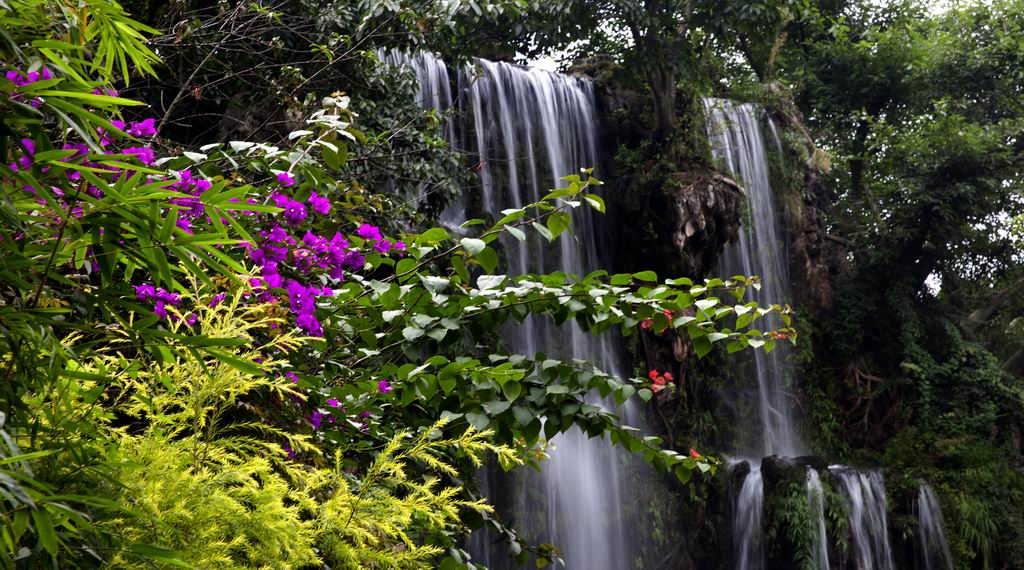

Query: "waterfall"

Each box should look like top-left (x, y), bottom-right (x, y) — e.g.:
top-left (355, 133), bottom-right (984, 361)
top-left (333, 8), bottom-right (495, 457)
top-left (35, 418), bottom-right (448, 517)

top-left (806, 468), bottom-right (831, 570)
top-left (916, 482), bottom-right (954, 570)
top-left (704, 98), bottom-right (802, 570)
top-left (832, 468), bottom-right (895, 570)
top-left (378, 50), bottom-right (455, 140)
top-left (384, 51), bottom-right (643, 569)
top-left (734, 463), bottom-right (765, 570)
top-left (703, 98), bottom-right (800, 458)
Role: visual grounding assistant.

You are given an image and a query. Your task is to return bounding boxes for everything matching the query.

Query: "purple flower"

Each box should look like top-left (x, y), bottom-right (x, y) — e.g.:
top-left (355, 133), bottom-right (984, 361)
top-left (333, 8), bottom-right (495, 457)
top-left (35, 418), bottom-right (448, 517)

top-left (5, 67), bottom-right (52, 87)
top-left (326, 398), bottom-right (340, 408)
top-left (377, 379), bottom-right (393, 394)
top-left (99, 120), bottom-right (125, 147)
top-left (283, 443), bottom-right (296, 459)
top-left (308, 192), bottom-right (331, 215)
top-left (127, 118), bottom-right (157, 137)
top-left (373, 238), bottom-right (392, 254)
top-left (295, 313), bottom-right (323, 337)
top-left (359, 411), bottom-right (371, 419)
top-left (276, 171), bottom-right (295, 187)
top-left (184, 313), bottom-right (198, 326)
top-left (282, 199), bottom-right (307, 225)
top-left (285, 280), bottom-right (314, 312)
top-left (394, 241), bottom-right (406, 251)
top-left (155, 289), bottom-right (181, 306)
top-left (309, 411), bottom-right (323, 430)
top-left (123, 147), bottom-right (155, 165)
top-left (285, 371), bottom-right (298, 384)
top-left (264, 224), bottom-right (291, 244)
top-left (135, 284), bottom-right (156, 300)
top-left (209, 293), bottom-right (227, 307)
top-left (270, 191), bottom-right (291, 209)
top-left (153, 300), bottom-right (168, 319)
top-left (356, 224), bottom-right (382, 241)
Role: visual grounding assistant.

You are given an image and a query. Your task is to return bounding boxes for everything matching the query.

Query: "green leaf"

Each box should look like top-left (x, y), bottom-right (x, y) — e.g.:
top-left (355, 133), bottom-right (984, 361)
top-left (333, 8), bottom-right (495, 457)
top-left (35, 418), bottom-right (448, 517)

top-left (532, 221), bottom-right (554, 242)
top-left (204, 349), bottom-right (265, 376)
top-left (633, 270), bottom-right (658, 282)
top-left (546, 211), bottom-right (572, 238)
top-left (30, 510), bottom-right (57, 555)
top-left (512, 406), bottom-right (533, 427)
top-left (477, 274), bottom-right (506, 290)
top-left (674, 465), bottom-right (693, 484)
top-left (736, 312), bottom-right (753, 329)
top-left (693, 336), bottom-right (713, 358)
top-left (477, 247), bottom-right (498, 273)
top-left (125, 544), bottom-right (194, 568)
top-left (451, 255), bottom-right (470, 284)
top-left (483, 400), bottom-right (511, 415)
top-left (395, 257), bottom-right (417, 278)
top-left (502, 381), bottom-right (522, 401)
top-left (418, 227), bottom-right (449, 245)
top-left (35, 90), bottom-right (144, 106)
top-left (460, 237), bottom-right (486, 254)
top-left (505, 225), bottom-right (527, 241)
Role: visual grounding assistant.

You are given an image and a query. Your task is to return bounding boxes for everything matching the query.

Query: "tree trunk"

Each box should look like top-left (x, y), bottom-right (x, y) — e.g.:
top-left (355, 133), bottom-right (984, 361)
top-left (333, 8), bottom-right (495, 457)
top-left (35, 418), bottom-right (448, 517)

top-left (965, 275), bottom-right (1024, 331)
top-left (649, 65), bottom-right (676, 141)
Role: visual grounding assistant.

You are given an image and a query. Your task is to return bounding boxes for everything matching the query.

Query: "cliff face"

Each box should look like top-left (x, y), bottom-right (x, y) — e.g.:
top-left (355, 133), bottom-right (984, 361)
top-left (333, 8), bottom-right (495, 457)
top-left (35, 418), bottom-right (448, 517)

top-left (584, 60), bottom-right (746, 283)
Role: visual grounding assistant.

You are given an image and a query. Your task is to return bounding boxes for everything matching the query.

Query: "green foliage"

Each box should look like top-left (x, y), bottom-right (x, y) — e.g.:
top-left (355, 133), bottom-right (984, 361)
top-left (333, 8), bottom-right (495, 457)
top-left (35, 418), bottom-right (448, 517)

top-left (24, 290), bottom-right (518, 569)
top-left (767, 482), bottom-right (815, 570)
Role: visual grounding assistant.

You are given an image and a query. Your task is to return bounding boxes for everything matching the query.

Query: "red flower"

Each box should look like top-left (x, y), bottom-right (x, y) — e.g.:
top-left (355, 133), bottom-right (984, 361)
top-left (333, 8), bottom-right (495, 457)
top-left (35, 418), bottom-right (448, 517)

top-left (648, 369), bottom-right (659, 380)
top-left (690, 448), bottom-right (700, 458)
top-left (640, 319), bottom-right (653, 330)
top-left (663, 372), bottom-right (674, 382)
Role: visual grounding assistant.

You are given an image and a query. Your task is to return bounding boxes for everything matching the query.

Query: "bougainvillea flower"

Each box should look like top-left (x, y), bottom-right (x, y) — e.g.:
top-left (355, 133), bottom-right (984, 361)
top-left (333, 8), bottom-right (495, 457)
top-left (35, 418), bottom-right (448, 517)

top-left (308, 191), bottom-right (331, 215)
top-left (276, 171), bottom-right (295, 187)
top-left (127, 118), bottom-right (157, 137)
top-left (356, 223), bottom-right (382, 241)
top-left (377, 379), bottom-right (393, 394)
top-left (373, 238), bottom-right (392, 254)
top-left (308, 411), bottom-right (323, 430)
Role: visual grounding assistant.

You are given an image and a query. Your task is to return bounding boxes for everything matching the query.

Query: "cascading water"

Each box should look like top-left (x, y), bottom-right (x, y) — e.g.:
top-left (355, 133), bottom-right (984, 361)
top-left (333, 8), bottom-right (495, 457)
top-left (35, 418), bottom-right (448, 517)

top-left (734, 463), bottom-right (765, 570)
top-left (915, 482), bottom-right (954, 570)
top-left (384, 50), bottom-right (644, 569)
top-left (703, 98), bottom-right (800, 458)
top-left (832, 468), bottom-right (895, 570)
top-left (468, 58), bottom-right (641, 570)
top-left (806, 468), bottom-right (831, 570)
top-left (378, 50), bottom-right (455, 141)
top-left (704, 98), bottom-right (802, 570)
